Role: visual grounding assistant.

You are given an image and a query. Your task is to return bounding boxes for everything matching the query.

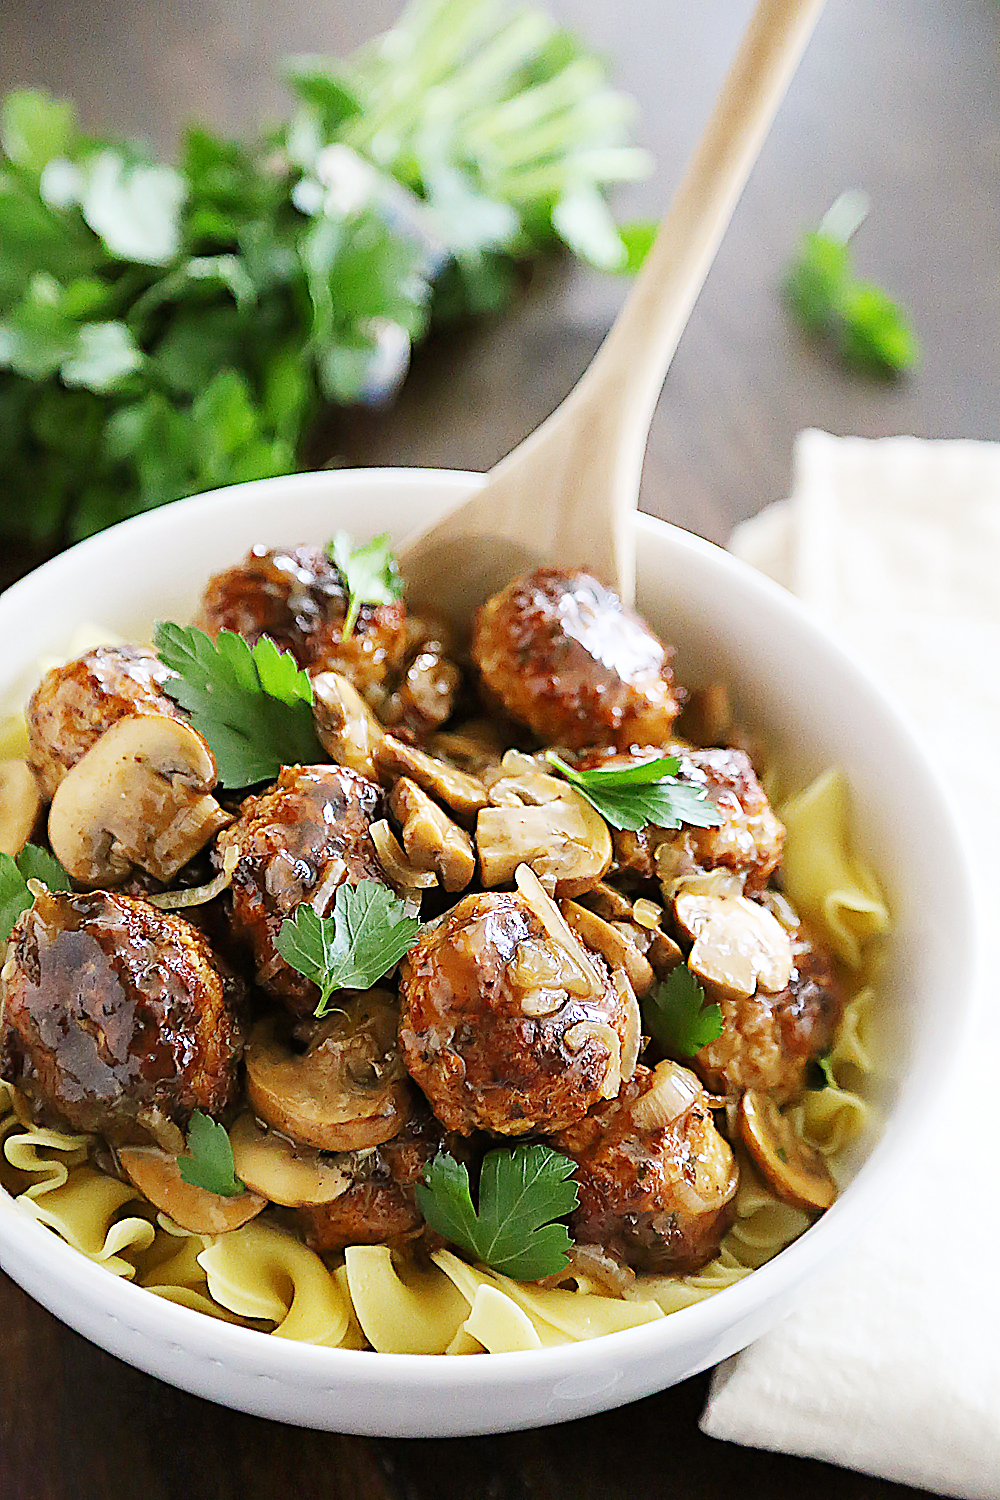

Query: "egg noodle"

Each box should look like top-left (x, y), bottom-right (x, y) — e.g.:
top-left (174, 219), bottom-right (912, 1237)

top-left (0, 758), bottom-right (888, 1354)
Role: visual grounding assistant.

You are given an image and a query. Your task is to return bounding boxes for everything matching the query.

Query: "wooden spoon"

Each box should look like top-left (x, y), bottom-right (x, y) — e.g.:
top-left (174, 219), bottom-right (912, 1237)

top-left (400, 0), bottom-right (826, 623)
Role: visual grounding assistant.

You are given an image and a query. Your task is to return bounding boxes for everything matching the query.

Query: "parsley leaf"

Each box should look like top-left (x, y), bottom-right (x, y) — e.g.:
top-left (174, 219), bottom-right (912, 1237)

top-left (644, 965), bottom-right (723, 1057)
top-left (154, 622), bottom-right (324, 788)
top-left (0, 844), bottom-right (72, 943)
top-left (416, 1145), bottom-right (579, 1282)
top-left (545, 751), bottom-right (723, 834)
top-left (275, 879), bottom-right (422, 1017)
top-left (328, 532), bottom-right (403, 640)
top-left (807, 1052), bottom-right (837, 1091)
top-left (177, 1110), bottom-right (244, 1197)
top-left (782, 191), bottom-right (918, 375)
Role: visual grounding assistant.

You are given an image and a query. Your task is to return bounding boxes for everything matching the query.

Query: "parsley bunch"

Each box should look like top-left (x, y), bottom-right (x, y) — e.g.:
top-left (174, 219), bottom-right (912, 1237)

top-left (0, 0), bottom-right (650, 552)
top-left (782, 191), bottom-right (918, 374)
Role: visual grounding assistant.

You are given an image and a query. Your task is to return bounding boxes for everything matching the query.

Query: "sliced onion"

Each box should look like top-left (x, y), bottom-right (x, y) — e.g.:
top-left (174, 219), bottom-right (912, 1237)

top-left (630, 1060), bottom-right (702, 1132)
top-left (613, 967), bottom-right (642, 1081)
top-left (514, 863), bottom-right (603, 999)
top-left (147, 843), bottom-right (240, 910)
top-left (563, 1020), bottom-right (622, 1099)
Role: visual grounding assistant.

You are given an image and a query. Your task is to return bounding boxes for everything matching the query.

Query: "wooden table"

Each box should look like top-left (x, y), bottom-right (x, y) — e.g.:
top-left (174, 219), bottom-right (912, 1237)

top-left (2, 1), bottom-right (996, 1495)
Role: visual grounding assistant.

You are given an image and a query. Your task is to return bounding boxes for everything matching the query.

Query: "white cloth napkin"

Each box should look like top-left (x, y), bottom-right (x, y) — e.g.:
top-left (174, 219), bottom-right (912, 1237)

top-left (699, 430), bottom-right (1000, 1498)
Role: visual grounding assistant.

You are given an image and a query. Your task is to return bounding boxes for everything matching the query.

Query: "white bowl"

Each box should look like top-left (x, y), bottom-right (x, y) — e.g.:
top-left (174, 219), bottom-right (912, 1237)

top-left (0, 469), bottom-right (976, 1436)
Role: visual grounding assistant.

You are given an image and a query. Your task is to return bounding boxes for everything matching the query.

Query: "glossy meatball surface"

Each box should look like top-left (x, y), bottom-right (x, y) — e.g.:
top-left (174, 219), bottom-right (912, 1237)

top-left (552, 1061), bottom-right (738, 1275)
top-left (609, 745), bottom-right (784, 894)
top-left (472, 568), bottom-right (682, 750)
top-left (27, 645), bottom-right (179, 799)
top-left (693, 925), bottom-right (844, 1104)
top-left (399, 890), bottom-right (632, 1137)
top-left (298, 1105), bottom-right (452, 1252)
top-left (0, 889), bottom-right (243, 1142)
top-left (196, 545), bottom-right (407, 697)
top-left (215, 764), bottom-right (388, 1016)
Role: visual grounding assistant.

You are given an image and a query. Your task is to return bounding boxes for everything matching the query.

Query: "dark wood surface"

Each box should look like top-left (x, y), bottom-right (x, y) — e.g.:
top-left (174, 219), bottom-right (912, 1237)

top-left (2, 1), bottom-right (996, 1495)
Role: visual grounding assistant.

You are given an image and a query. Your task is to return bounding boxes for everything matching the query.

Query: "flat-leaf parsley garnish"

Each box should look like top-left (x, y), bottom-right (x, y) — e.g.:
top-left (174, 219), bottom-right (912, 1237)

top-left (807, 1052), bottom-right (837, 1091)
top-left (0, 844), bottom-right (71, 943)
top-left (275, 879), bottom-right (422, 1018)
top-left (545, 751), bottom-right (723, 834)
top-left (644, 965), bottom-right (723, 1057)
top-left (416, 1144), bottom-right (579, 1282)
top-left (177, 1110), bottom-right (244, 1197)
top-left (154, 622), bottom-right (324, 788)
top-left (328, 532), bottom-right (403, 640)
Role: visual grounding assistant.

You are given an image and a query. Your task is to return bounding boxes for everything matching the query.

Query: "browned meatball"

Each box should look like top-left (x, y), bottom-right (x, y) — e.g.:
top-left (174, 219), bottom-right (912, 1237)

top-left (399, 890), bottom-right (633, 1137)
top-left (196, 545), bottom-right (407, 698)
top-left (551, 1061), bottom-right (738, 1275)
top-left (298, 1104), bottom-right (452, 1252)
top-left (214, 764), bottom-right (389, 1017)
top-left (471, 568), bottom-right (682, 750)
top-left (378, 614), bottom-right (461, 744)
top-left (27, 645), bottom-right (180, 799)
top-left (0, 889), bottom-right (243, 1142)
top-left (693, 925), bottom-right (844, 1104)
top-left (608, 746), bottom-right (784, 894)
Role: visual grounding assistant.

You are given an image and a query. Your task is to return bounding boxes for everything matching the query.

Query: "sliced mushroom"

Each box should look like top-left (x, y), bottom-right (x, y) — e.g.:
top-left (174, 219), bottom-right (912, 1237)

top-left (229, 1113), bottom-right (351, 1207)
top-left (477, 770), bottom-right (612, 898)
top-left (578, 881), bottom-right (634, 922)
top-left (370, 818), bottom-right (439, 891)
top-left (560, 899), bottom-right (654, 997)
top-left (389, 778), bottom-right (475, 893)
top-left (117, 1145), bottom-right (266, 1234)
top-left (47, 714), bottom-right (231, 886)
top-left (375, 734), bottom-right (488, 822)
top-left (673, 881), bottom-right (793, 999)
top-left (427, 719), bottom-right (507, 777)
top-left (311, 670), bottom-right (384, 779)
top-left (739, 1090), bottom-right (837, 1212)
top-left (0, 759), bottom-right (42, 856)
top-left (245, 991), bottom-right (409, 1153)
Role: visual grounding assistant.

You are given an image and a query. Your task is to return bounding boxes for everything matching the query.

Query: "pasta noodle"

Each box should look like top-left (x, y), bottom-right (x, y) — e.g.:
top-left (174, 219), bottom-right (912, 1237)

top-left (0, 763), bottom-right (889, 1351)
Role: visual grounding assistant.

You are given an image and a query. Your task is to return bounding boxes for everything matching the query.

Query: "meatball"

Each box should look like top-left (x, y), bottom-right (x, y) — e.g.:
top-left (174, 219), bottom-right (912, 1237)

top-left (378, 614), bottom-right (461, 744)
top-left (693, 925), bottom-right (844, 1104)
top-left (610, 746), bottom-right (784, 894)
top-left (196, 545), bottom-right (407, 698)
top-left (399, 890), bottom-right (632, 1137)
top-left (27, 645), bottom-right (180, 800)
top-left (0, 889), bottom-right (243, 1142)
top-left (552, 1061), bottom-right (738, 1275)
top-left (215, 764), bottom-right (389, 1016)
top-left (298, 1105), bottom-right (452, 1252)
top-left (471, 568), bottom-right (682, 750)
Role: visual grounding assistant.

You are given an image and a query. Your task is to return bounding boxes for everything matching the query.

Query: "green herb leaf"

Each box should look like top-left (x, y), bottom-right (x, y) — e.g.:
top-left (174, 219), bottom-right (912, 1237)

top-left (275, 879), bottom-right (422, 1016)
top-left (782, 191), bottom-right (917, 375)
top-left (1, 90), bottom-right (77, 174)
top-left (0, 844), bottom-right (72, 944)
top-left (644, 965), bottom-right (723, 1057)
top-left (416, 1144), bottom-right (579, 1281)
top-left (177, 1110), bottom-right (244, 1197)
top-left (329, 531), bottom-right (403, 639)
top-left (615, 219), bottom-right (657, 274)
top-left (154, 622), bottom-right (324, 788)
top-left (806, 1052), bottom-right (837, 1091)
top-left (545, 751), bottom-right (723, 834)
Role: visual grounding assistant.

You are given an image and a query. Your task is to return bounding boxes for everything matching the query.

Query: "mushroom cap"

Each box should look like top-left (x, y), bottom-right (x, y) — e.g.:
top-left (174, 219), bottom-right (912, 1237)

top-left (117, 1145), bottom-right (266, 1234)
top-left (476, 767), bottom-right (612, 898)
top-left (0, 759), bottom-right (42, 856)
top-left (47, 714), bottom-right (230, 886)
top-left (228, 1113), bottom-right (351, 1207)
top-left (245, 991), bottom-right (410, 1153)
top-left (739, 1089), bottom-right (836, 1212)
top-left (311, 670), bottom-right (384, 779)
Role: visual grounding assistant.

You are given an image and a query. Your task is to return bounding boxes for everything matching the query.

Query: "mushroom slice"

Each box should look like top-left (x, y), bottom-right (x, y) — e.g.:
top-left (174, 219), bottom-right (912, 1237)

top-left (47, 714), bottom-right (230, 886)
top-left (560, 899), bottom-right (654, 997)
top-left (245, 991), bottom-right (409, 1153)
top-left (739, 1090), bottom-right (837, 1212)
top-left (477, 771), bottom-right (612, 898)
top-left (311, 671), bottom-right (384, 779)
top-left (389, 778), bottom-right (475, 893)
top-left (375, 734), bottom-right (488, 821)
top-left (370, 818), bottom-right (439, 891)
top-left (117, 1145), bottom-right (266, 1234)
top-left (229, 1113), bottom-right (350, 1207)
top-left (673, 882), bottom-right (793, 999)
top-left (0, 759), bottom-right (42, 856)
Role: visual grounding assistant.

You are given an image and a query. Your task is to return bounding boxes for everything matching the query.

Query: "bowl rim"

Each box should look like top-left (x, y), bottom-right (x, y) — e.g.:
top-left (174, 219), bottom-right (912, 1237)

top-left (0, 466), bottom-right (980, 1390)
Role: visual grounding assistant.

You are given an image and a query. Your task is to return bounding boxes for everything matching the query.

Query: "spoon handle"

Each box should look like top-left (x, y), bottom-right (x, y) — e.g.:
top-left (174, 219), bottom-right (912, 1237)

top-left (401, 0), bottom-right (825, 617)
